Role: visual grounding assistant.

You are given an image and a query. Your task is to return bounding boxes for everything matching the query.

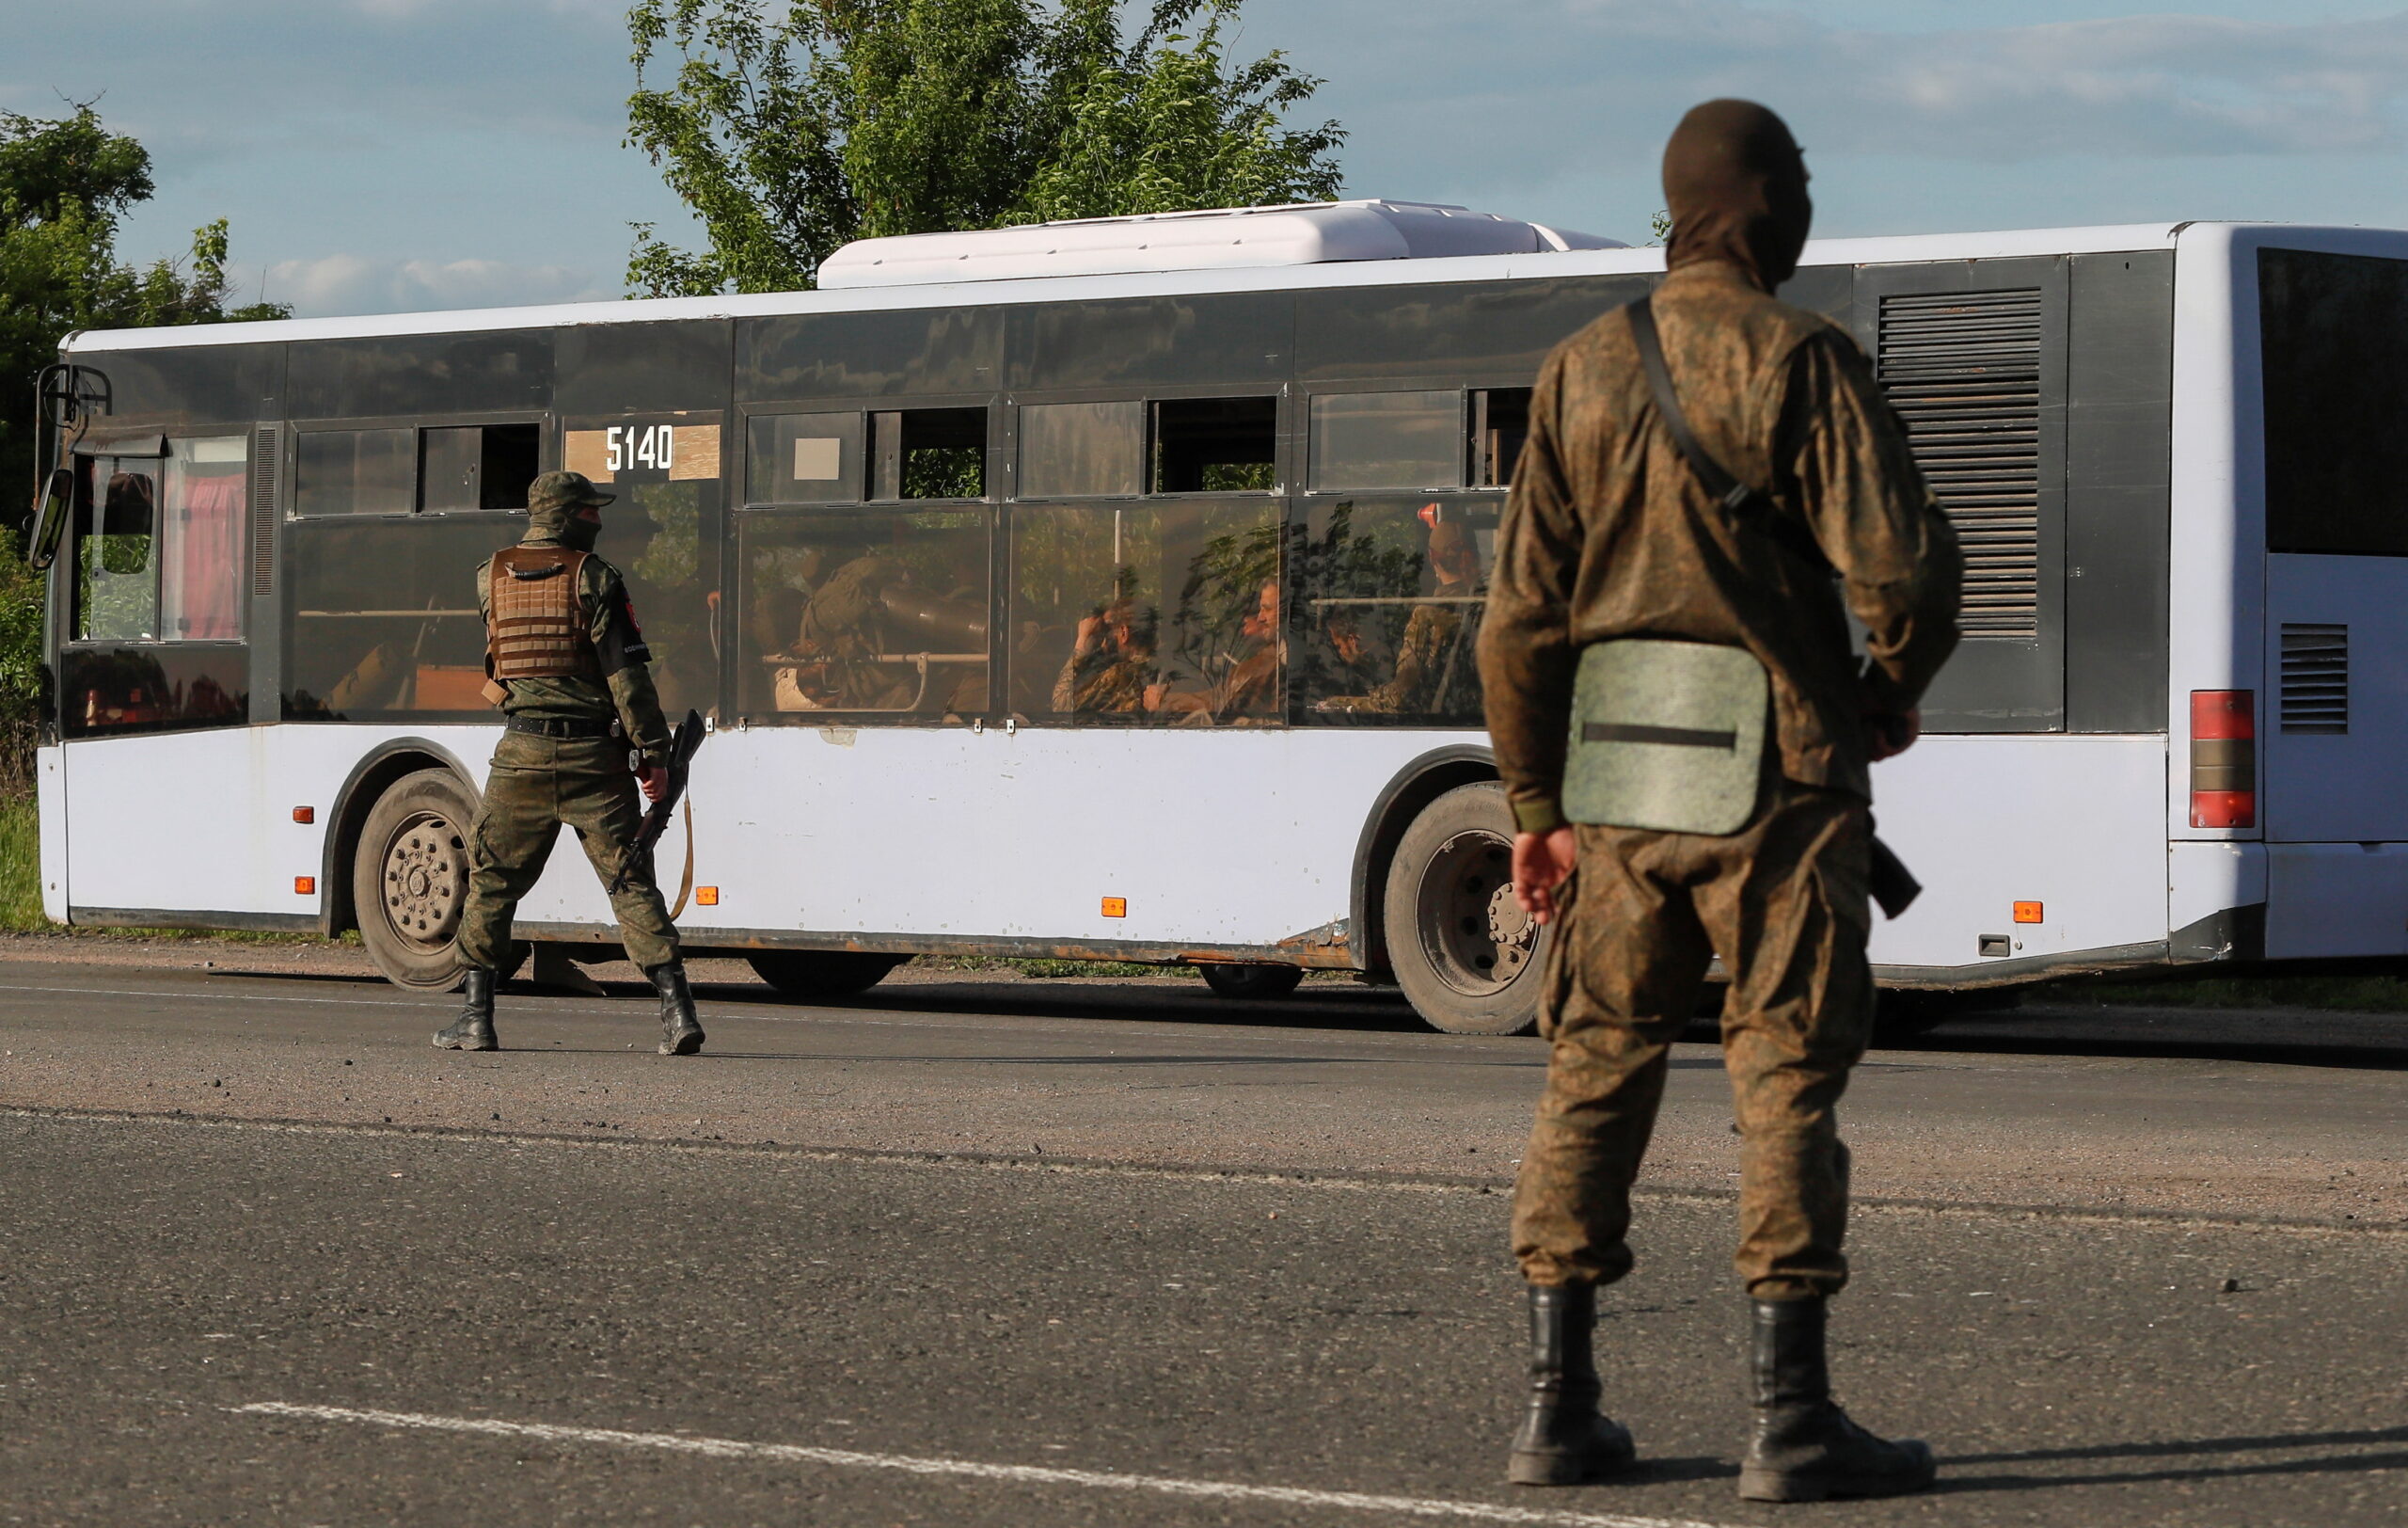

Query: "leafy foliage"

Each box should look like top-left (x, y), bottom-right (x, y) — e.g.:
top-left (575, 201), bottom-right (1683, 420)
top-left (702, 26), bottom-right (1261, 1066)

top-left (0, 104), bottom-right (284, 796)
top-left (0, 105), bottom-right (288, 535)
top-left (624, 0), bottom-right (1344, 296)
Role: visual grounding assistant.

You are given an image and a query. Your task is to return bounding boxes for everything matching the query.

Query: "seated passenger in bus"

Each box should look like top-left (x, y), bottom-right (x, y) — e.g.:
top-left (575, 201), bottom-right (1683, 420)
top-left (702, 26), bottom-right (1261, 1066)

top-left (1053, 595), bottom-right (1165, 714)
top-left (769, 553), bottom-right (907, 709)
top-left (1164, 576), bottom-right (1283, 725)
top-left (1316, 517), bottom-right (1482, 716)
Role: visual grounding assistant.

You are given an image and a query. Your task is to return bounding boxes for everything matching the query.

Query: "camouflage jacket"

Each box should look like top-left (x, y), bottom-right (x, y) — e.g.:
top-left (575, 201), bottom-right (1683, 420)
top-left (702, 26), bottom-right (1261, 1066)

top-left (477, 534), bottom-right (674, 762)
top-left (1478, 260), bottom-right (1962, 831)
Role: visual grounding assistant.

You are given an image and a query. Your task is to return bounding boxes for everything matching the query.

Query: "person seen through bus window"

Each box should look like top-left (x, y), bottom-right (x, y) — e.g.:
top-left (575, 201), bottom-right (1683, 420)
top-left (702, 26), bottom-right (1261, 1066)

top-left (1053, 593), bottom-right (1165, 713)
top-left (1318, 510), bottom-right (1482, 715)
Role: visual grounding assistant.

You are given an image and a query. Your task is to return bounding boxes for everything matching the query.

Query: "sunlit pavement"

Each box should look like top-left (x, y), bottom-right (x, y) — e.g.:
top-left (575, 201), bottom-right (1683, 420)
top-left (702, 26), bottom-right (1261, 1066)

top-left (0, 961), bottom-right (2401, 1525)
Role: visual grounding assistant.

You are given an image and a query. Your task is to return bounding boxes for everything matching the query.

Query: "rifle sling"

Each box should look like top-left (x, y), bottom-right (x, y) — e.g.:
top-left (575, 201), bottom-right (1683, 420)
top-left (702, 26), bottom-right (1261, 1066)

top-left (1626, 295), bottom-right (1830, 574)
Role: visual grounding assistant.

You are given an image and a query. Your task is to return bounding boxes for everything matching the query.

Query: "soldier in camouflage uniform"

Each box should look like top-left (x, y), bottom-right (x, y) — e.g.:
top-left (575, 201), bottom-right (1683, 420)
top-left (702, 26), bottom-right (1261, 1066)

top-left (1476, 101), bottom-right (1961, 1501)
top-left (433, 470), bottom-right (705, 1058)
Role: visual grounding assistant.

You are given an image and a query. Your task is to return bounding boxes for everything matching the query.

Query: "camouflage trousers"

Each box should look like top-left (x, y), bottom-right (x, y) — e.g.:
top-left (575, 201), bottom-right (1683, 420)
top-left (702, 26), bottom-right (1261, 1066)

top-left (1511, 780), bottom-right (1874, 1300)
top-left (455, 731), bottom-right (680, 974)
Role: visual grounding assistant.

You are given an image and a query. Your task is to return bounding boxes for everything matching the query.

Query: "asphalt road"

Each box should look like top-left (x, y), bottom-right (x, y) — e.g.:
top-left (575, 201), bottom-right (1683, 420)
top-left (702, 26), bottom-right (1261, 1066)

top-left (0, 956), bottom-right (2402, 1525)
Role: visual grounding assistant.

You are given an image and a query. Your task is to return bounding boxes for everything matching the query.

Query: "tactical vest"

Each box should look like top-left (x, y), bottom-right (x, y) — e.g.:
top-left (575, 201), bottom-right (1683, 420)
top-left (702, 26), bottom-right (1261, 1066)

top-left (487, 546), bottom-right (603, 681)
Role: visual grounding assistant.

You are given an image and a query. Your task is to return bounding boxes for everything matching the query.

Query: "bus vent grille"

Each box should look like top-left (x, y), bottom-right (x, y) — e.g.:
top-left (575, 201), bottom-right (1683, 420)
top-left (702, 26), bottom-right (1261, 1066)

top-left (249, 423), bottom-right (279, 597)
top-left (1875, 289), bottom-right (2042, 638)
top-left (2279, 623), bottom-right (2349, 734)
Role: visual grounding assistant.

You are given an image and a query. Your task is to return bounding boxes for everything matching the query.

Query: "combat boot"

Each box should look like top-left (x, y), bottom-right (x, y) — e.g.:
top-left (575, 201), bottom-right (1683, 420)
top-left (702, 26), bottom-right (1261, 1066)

top-left (432, 968), bottom-right (498, 1051)
top-left (1507, 1281), bottom-right (1637, 1486)
top-left (651, 963), bottom-right (705, 1056)
top-left (1739, 1296), bottom-right (1935, 1502)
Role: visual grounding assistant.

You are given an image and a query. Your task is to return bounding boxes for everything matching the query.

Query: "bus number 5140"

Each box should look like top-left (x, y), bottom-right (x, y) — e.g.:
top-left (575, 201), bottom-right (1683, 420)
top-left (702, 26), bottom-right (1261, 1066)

top-left (605, 423), bottom-right (673, 473)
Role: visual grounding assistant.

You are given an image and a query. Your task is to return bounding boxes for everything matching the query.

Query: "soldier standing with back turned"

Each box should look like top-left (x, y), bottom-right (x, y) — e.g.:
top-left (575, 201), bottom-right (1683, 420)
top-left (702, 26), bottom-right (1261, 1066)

top-left (1478, 101), bottom-right (1961, 1501)
top-left (432, 470), bottom-right (705, 1058)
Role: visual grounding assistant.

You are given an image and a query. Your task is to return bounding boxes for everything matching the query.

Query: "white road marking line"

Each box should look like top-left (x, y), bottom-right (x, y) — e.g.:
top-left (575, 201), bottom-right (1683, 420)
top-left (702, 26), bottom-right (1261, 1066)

top-left (230, 1401), bottom-right (1732, 1528)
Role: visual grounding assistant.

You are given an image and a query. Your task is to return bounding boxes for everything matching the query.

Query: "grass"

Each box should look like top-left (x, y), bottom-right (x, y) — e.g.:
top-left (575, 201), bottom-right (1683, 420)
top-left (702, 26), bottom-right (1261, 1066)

top-left (0, 790), bottom-right (41, 931)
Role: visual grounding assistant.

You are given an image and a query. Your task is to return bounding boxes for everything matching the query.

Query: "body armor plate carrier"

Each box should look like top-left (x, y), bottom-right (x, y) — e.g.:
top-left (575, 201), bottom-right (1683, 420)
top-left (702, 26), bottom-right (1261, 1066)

top-left (488, 546), bottom-right (603, 681)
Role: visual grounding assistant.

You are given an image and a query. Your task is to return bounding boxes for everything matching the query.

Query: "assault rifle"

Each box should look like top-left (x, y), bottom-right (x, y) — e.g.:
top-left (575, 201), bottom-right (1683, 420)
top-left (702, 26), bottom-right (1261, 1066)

top-left (613, 709), bottom-right (705, 893)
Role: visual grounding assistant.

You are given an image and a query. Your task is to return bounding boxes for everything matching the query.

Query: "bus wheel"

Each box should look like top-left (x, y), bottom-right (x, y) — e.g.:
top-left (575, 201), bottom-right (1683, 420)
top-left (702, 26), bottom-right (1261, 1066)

top-left (1198, 963), bottom-right (1305, 1000)
top-left (747, 950), bottom-right (906, 998)
top-left (1383, 782), bottom-right (1546, 1035)
top-left (353, 769), bottom-right (481, 991)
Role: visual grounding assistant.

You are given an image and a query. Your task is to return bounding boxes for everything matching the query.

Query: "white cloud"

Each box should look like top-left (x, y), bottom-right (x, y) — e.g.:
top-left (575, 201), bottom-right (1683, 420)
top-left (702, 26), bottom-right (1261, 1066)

top-left (259, 254), bottom-right (615, 317)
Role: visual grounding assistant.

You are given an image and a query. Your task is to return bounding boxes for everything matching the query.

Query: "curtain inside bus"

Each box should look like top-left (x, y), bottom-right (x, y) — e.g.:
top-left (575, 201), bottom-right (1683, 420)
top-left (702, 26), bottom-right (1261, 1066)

top-left (165, 438), bottom-right (246, 639)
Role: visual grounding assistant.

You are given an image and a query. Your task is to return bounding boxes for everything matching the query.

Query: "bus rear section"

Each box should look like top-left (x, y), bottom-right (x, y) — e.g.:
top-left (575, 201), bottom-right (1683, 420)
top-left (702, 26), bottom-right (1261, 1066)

top-left (2249, 240), bottom-right (2408, 965)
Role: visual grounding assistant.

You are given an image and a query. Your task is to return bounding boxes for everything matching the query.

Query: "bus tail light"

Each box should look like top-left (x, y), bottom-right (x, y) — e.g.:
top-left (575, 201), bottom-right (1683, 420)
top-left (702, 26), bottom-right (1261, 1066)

top-left (2189, 690), bottom-right (2256, 829)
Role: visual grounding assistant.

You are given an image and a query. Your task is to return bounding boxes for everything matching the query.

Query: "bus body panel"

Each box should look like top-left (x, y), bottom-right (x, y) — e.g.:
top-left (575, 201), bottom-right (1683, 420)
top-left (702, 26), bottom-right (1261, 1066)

top-left (2263, 554), bottom-right (2408, 844)
top-left (512, 727), bottom-right (1458, 949)
top-left (1862, 735), bottom-right (2169, 972)
top-left (2168, 839), bottom-right (2266, 944)
top-left (2165, 223), bottom-right (2261, 851)
top-left (36, 746), bottom-right (67, 923)
top-left (2266, 844), bottom-right (2408, 960)
top-left (62, 726), bottom-right (297, 917)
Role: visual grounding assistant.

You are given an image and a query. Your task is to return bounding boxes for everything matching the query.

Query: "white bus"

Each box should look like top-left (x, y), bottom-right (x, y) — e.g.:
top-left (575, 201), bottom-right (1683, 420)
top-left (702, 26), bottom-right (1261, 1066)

top-left (28, 204), bottom-right (2408, 1034)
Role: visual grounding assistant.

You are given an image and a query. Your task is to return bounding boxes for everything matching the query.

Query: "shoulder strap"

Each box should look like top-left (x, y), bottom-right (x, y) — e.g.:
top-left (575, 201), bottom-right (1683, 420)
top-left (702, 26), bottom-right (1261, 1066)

top-left (1626, 296), bottom-right (1830, 573)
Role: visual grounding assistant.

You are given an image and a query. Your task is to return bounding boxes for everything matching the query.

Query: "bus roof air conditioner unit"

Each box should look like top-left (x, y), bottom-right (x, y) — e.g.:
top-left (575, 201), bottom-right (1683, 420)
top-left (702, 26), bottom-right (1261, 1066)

top-left (816, 199), bottom-right (1627, 289)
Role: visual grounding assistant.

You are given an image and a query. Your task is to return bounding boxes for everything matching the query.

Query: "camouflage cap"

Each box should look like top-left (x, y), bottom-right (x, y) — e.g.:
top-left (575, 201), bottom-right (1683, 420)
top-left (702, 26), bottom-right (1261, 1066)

top-left (527, 470), bottom-right (615, 515)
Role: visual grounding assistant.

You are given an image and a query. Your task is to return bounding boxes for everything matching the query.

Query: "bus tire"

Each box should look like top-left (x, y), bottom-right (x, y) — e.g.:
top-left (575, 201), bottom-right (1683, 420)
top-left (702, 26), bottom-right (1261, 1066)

top-left (1382, 782), bottom-right (1546, 1036)
top-left (353, 768), bottom-right (483, 992)
top-left (747, 950), bottom-right (906, 997)
top-left (1198, 963), bottom-right (1305, 1000)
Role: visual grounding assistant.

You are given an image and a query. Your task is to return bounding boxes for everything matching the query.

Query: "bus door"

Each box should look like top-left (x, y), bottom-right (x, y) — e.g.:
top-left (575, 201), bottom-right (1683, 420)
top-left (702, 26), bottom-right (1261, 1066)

top-left (2251, 246), bottom-right (2408, 962)
top-left (2256, 247), bottom-right (2408, 848)
top-left (53, 426), bottom-right (267, 916)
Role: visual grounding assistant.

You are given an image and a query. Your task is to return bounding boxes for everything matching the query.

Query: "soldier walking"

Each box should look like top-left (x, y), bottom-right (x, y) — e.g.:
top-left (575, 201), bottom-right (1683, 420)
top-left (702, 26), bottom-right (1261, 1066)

top-left (1477, 101), bottom-right (1961, 1501)
top-left (433, 470), bottom-right (705, 1058)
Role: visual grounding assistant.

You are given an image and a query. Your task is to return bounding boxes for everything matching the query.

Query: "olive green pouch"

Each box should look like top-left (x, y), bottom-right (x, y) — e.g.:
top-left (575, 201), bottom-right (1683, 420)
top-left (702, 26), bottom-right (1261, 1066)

top-left (1562, 639), bottom-right (1769, 836)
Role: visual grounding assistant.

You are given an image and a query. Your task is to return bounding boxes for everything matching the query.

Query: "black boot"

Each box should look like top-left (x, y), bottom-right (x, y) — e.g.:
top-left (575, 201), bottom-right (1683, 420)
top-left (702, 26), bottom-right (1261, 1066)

top-left (1507, 1282), bottom-right (1637, 1486)
top-left (432, 969), bottom-right (497, 1051)
top-left (1739, 1297), bottom-right (1935, 1502)
top-left (650, 963), bottom-right (705, 1056)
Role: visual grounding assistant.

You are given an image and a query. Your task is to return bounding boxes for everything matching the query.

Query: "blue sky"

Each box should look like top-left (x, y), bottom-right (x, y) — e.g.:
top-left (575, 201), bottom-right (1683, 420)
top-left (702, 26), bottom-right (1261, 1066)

top-left (8, 2), bottom-right (2408, 315)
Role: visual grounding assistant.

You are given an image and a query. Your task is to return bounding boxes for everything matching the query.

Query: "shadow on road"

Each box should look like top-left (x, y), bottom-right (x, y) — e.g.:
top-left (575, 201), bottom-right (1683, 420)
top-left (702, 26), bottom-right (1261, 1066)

top-left (1893, 1002), bottom-right (2408, 1072)
top-left (1941, 1423), bottom-right (2408, 1492)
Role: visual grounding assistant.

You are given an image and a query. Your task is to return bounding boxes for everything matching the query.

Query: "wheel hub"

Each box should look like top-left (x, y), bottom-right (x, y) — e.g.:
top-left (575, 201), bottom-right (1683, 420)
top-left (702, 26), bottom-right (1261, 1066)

top-left (1418, 828), bottom-right (1538, 998)
top-left (383, 811), bottom-right (467, 953)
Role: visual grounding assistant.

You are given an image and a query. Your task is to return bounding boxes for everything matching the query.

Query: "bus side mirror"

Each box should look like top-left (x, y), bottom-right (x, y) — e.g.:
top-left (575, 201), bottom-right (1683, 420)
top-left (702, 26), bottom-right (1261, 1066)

top-left (28, 466), bottom-right (72, 571)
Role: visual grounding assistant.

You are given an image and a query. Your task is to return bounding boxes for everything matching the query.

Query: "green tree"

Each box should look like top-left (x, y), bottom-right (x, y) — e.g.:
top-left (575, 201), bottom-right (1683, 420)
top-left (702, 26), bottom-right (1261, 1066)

top-left (624, 0), bottom-right (1344, 296)
top-left (0, 104), bottom-right (288, 529)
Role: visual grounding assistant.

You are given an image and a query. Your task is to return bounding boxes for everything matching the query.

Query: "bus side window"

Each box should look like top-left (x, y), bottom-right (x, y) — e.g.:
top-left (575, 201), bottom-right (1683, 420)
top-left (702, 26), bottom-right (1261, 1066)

top-left (748, 412), bottom-right (864, 504)
top-left (1472, 389), bottom-right (1530, 487)
top-left (1307, 390), bottom-right (1463, 492)
top-left (78, 456), bottom-right (159, 642)
top-left (1293, 496), bottom-right (1494, 727)
top-left (1020, 402), bottom-right (1142, 498)
top-left (870, 407), bottom-right (987, 501)
top-left (420, 422), bottom-right (541, 513)
top-left (735, 508), bottom-right (990, 719)
top-left (295, 428), bottom-right (415, 516)
top-left (1151, 396), bottom-right (1276, 493)
top-left (1009, 500), bottom-right (1281, 724)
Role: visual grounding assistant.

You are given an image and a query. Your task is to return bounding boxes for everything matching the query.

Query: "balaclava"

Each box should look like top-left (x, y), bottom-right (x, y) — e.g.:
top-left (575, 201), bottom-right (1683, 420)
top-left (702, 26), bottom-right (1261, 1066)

top-left (1662, 100), bottom-right (1813, 291)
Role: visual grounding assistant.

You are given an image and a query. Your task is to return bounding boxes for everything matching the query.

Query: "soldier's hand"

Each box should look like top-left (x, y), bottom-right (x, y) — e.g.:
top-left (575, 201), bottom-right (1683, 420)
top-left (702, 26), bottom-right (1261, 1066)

top-left (1865, 707), bottom-right (1922, 762)
top-left (1512, 828), bottom-right (1578, 926)
top-left (637, 764), bottom-right (670, 803)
